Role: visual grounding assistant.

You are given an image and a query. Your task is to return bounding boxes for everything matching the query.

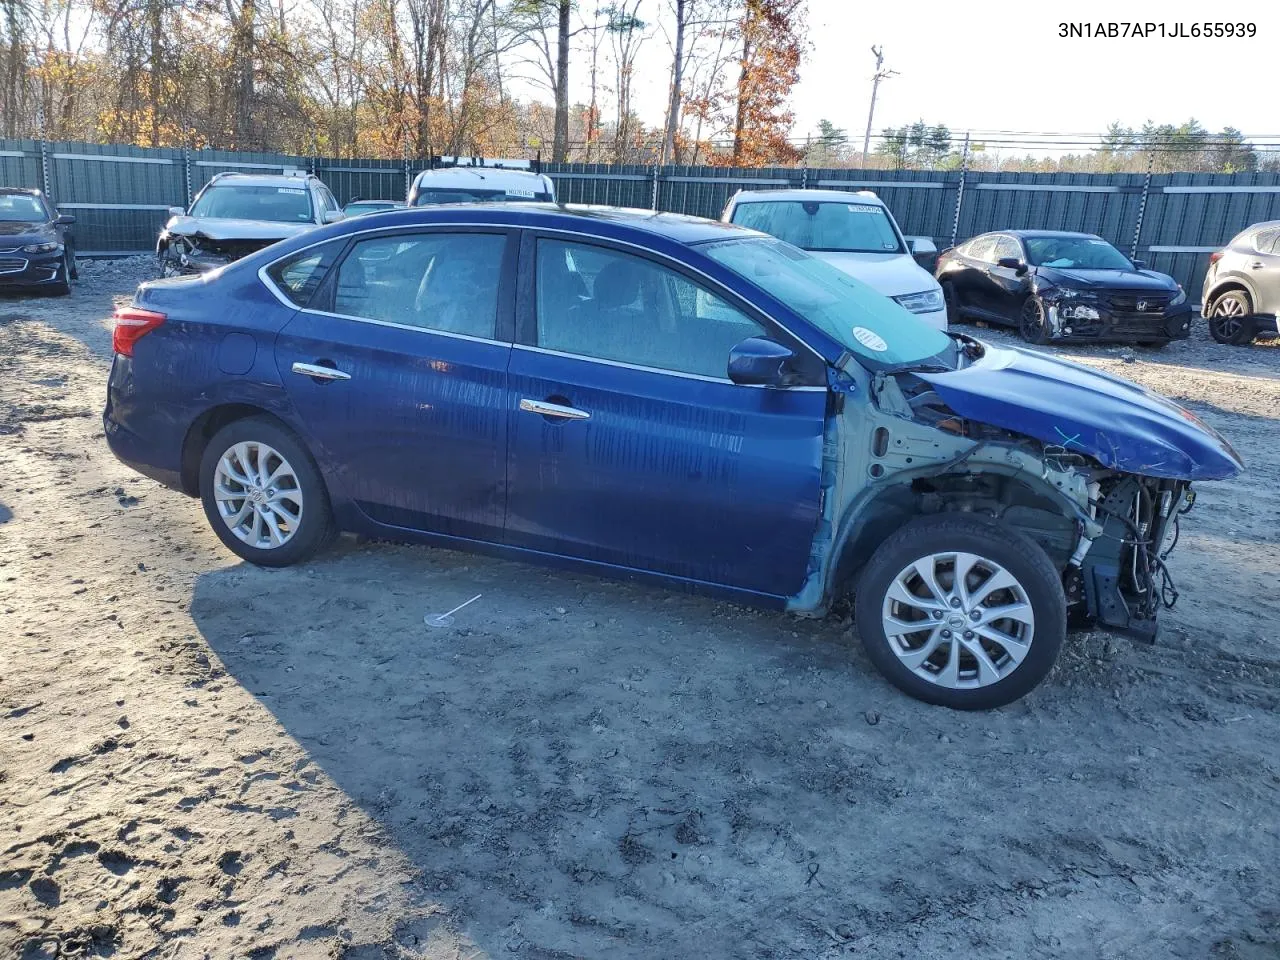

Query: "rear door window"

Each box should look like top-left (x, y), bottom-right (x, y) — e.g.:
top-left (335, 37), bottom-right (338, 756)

top-left (333, 232), bottom-right (506, 338)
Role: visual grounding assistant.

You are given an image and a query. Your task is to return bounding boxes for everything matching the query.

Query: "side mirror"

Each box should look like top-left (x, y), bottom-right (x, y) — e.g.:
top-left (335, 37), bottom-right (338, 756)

top-left (1131, 258), bottom-right (1147, 269)
top-left (727, 336), bottom-right (795, 387)
top-left (908, 237), bottom-right (937, 255)
top-left (54, 214), bottom-right (76, 226)
top-left (997, 256), bottom-right (1028, 275)
top-left (167, 205), bottom-right (185, 217)
top-left (323, 210), bottom-right (345, 223)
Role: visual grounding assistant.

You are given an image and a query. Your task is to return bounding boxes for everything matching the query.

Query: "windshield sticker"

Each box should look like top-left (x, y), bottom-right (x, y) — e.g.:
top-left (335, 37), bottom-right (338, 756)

top-left (1086, 239), bottom-right (1108, 245)
top-left (278, 188), bottom-right (306, 195)
top-left (506, 188), bottom-right (536, 198)
top-left (852, 326), bottom-right (888, 352)
top-left (846, 205), bottom-right (880, 213)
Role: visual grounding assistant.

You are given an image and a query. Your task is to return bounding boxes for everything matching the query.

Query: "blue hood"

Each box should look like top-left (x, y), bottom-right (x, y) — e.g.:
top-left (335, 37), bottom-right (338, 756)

top-left (916, 344), bottom-right (1243, 481)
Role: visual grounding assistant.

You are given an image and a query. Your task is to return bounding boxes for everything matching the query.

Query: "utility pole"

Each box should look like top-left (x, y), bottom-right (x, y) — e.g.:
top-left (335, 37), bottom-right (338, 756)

top-left (861, 45), bottom-right (898, 166)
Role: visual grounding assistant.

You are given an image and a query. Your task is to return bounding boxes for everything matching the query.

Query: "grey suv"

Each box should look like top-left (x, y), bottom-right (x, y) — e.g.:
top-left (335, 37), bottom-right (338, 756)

top-left (156, 172), bottom-right (344, 276)
top-left (1202, 221), bottom-right (1280, 345)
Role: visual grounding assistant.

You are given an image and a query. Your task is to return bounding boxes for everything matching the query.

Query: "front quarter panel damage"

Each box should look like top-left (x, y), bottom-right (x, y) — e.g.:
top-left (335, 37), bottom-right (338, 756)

top-left (788, 368), bottom-right (1094, 618)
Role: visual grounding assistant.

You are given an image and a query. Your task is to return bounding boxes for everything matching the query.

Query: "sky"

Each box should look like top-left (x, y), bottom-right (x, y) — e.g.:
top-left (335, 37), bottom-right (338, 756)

top-left (553, 0), bottom-right (1280, 154)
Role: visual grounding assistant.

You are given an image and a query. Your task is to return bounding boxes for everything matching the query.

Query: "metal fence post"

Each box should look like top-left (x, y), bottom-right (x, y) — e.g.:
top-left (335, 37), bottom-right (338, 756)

top-left (651, 165), bottom-right (659, 210)
top-left (950, 132), bottom-right (970, 247)
top-left (38, 139), bottom-right (51, 196)
top-left (1131, 152), bottom-right (1154, 259)
top-left (183, 148), bottom-right (192, 206)
top-left (403, 142), bottom-right (411, 201)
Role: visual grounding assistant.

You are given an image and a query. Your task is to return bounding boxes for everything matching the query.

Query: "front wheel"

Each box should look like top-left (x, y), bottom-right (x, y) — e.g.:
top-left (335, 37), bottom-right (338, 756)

top-left (50, 251), bottom-right (72, 296)
top-left (1018, 296), bottom-right (1051, 344)
top-left (1207, 290), bottom-right (1255, 345)
top-left (853, 514), bottom-right (1067, 710)
top-left (941, 281), bottom-right (960, 324)
top-left (199, 417), bottom-right (336, 567)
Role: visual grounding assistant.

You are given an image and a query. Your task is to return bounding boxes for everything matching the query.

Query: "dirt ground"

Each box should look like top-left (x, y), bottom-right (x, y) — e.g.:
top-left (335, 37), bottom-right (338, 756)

top-left (2, 258), bottom-right (1279, 960)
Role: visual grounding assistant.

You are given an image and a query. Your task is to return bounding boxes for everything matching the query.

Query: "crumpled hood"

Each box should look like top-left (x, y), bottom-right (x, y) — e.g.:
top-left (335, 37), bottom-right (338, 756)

top-left (1036, 266), bottom-right (1177, 293)
top-left (0, 221), bottom-right (53, 242)
top-left (164, 216), bottom-right (313, 241)
top-left (916, 344), bottom-right (1243, 481)
top-left (810, 251), bottom-right (941, 299)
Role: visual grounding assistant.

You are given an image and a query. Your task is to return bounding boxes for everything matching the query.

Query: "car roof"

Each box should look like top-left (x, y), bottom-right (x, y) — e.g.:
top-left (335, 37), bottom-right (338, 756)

top-left (204, 173), bottom-right (316, 189)
top-left (413, 168), bottom-right (551, 189)
top-left (328, 202), bottom-right (754, 245)
top-left (729, 188), bottom-right (885, 206)
top-left (0, 187), bottom-right (42, 196)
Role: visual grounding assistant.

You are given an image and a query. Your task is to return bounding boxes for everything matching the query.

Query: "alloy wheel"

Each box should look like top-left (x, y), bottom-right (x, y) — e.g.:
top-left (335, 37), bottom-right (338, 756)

top-left (1210, 295), bottom-right (1246, 340)
top-left (213, 441), bottom-right (304, 549)
top-left (1019, 298), bottom-right (1049, 343)
top-left (880, 551), bottom-right (1035, 689)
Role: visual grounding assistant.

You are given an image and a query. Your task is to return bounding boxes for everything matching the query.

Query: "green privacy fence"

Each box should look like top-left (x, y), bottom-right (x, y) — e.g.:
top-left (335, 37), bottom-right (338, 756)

top-left (5, 138), bottom-right (1280, 299)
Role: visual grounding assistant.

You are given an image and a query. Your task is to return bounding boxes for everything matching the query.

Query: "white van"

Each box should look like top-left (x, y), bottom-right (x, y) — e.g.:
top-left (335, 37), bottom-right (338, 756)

top-left (721, 189), bottom-right (947, 330)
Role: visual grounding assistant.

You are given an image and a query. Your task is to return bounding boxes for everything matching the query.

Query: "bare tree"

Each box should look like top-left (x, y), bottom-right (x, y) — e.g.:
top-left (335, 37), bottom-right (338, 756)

top-left (604, 0), bottom-right (645, 162)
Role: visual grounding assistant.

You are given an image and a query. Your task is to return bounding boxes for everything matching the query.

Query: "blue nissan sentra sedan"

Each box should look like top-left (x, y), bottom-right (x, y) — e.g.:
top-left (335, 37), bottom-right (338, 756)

top-left (104, 204), bottom-right (1242, 709)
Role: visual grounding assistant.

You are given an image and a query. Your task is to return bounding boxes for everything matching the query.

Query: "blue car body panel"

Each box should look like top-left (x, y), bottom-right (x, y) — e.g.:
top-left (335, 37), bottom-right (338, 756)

top-left (274, 310), bottom-right (513, 540)
top-left (505, 348), bottom-right (825, 595)
top-left (917, 344), bottom-right (1244, 480)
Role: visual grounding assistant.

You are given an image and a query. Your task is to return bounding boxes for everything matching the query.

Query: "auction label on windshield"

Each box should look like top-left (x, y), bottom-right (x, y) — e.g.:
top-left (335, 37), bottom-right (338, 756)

top-left (1058, 21), bottom-right (1256, 37)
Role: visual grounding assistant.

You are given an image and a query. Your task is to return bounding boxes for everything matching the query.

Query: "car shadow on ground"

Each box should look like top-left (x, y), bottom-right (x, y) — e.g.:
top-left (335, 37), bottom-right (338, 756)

top-left (189, 538), bottom-right (1204, 958)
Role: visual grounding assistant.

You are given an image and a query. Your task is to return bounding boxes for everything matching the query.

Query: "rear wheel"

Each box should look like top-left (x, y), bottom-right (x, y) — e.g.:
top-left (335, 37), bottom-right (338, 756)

top-left (1207, 290), bottom-right (1255, 345)
top-left (853, 514), bottom-right (1066, 710)
top-left (199, 417), bottom-right (335, 567)
top-left (1018, 296), bottom-right (1051, 344)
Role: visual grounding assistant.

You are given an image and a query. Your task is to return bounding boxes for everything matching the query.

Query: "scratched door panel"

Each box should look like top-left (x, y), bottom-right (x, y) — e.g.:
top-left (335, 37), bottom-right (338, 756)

top-left (275, 311), bottom-right (512, 540)
top-left (505, 348), bottom-right (826, 596)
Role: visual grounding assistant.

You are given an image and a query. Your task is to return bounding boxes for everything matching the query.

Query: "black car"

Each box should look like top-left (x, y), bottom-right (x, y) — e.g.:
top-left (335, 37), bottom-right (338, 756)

top-left (935, 230), bottom-right (1192, 346)
top-left (0, 188), bottom-right (77, 295)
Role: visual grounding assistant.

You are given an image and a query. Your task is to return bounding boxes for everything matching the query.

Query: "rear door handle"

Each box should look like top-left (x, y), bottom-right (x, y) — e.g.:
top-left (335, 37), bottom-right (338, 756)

top-left (291, 361), bottom-right (351, 381)
top-left (519, 398), bottom-right (590, 420)
top-left (1250, 261), bottom-right (1265, 269)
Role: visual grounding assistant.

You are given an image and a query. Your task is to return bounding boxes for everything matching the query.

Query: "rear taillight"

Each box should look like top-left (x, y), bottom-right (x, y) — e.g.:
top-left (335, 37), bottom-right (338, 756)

top-left (112, 306), bottom-right (166, 357)
top-left (1208, 251), bottom-right (1224, 265)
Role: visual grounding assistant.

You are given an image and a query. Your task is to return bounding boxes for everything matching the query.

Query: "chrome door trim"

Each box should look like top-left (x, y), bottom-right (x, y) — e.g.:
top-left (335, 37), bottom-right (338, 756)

top-left (519, 398), bottom-right (591, 420)
top-left (510, 342), bottom-right (827, 390)
top-left (291, 361), bottom-right (352, 381)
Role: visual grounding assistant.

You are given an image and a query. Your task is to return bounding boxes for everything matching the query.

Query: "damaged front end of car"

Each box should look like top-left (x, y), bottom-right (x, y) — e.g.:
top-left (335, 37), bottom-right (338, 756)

top-left (157, 230), bottom-right (286, 276)
top-left (791, 336), bottom-right (1242, 643)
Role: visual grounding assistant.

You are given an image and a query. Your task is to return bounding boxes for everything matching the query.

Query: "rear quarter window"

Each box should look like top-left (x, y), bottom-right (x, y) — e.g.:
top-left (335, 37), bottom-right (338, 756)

top-left (265, 240), bottom-right (344, 307)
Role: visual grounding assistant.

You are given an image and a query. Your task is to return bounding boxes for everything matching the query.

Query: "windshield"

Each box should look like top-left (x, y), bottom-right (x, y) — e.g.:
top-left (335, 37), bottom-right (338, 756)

top-left (1025, 236), bottom-right (1132, 270)
top-left (188, 185), bottom-right (314, 224)
top-left (412, 187), bottom-right (552, 206)
top-left (0, 194), bottom-right (48, 222)
top-left (703, 237), bottom-right (953, 369)
top-left (730, 200), bottom-right (904, 254)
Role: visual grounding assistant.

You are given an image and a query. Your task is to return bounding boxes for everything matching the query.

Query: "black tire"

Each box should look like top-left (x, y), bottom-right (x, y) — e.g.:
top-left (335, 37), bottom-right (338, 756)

top-left (199, 417), bottom-right (336, 567)
top-left (1206, 290), bottom-right (1255, 345)
top-left (49, 251), bottom-right (72, 296)
top-left (941, 281), bottom-right (960, 324)
top-left (68, 248), bottom-right (79, 280)
top-left (853, 514), bottom-right (1067, 710)
top-left (1018, 296), bottom-right (1051, 344)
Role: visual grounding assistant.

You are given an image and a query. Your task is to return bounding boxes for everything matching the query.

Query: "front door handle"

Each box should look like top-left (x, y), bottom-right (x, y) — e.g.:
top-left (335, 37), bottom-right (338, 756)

top-left (519, 398), bottom-right (590, 420)
top-left (292, 361), bottom-right (351, 381)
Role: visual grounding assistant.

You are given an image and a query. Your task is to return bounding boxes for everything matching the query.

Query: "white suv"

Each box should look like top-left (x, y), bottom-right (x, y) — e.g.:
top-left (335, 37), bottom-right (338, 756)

top-left (721, 189), bottom-right (947, 330)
